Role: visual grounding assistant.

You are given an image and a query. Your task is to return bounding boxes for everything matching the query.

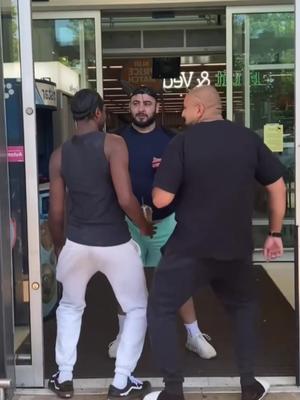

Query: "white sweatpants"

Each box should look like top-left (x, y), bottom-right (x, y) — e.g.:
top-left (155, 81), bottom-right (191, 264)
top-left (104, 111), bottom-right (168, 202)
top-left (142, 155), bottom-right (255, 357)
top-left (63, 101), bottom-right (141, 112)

top-left (55, 239), bottom-right (148, 378)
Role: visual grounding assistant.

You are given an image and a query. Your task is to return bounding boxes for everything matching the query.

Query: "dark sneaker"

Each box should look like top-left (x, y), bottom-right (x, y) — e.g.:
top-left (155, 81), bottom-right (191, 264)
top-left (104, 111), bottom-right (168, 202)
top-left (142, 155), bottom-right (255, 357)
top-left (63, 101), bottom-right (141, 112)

top-left (241, 378), bottom-right (270, 400)
top-left (143, 391), bottom-right (185, 400)
top-left (107, 376), bottom-right (151, 399)
top-left (48, 372), bottom-right (74, 398)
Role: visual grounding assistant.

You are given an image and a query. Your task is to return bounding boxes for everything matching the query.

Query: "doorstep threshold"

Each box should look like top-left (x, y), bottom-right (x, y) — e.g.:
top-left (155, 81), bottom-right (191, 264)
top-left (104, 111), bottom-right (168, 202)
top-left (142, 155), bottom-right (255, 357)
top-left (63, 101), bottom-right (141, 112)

top-left (14, 376), bottom-right (300, 395)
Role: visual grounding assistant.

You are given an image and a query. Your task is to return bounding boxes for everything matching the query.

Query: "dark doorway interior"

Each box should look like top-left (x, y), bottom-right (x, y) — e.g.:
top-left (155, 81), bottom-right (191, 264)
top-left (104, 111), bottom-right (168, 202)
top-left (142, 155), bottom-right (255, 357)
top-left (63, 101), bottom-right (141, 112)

top-left (43, 266), bottom-right (296, 378)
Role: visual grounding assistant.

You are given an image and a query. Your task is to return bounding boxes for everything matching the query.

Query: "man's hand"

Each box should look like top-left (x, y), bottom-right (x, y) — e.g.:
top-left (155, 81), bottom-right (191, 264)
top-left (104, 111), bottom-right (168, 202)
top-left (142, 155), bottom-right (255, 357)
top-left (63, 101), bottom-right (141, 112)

top-left (152, 157), bottom-right (162, 169)
top-left (263, 236), bottom-right (283, 261)
top-left (140, 221), bottom-right (156, 237)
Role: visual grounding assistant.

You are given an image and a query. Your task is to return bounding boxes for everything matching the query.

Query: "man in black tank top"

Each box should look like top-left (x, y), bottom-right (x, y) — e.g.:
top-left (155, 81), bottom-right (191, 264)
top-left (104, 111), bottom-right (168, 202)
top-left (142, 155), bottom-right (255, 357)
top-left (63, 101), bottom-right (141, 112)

top-left (48, 89), bottom-right (153, 399)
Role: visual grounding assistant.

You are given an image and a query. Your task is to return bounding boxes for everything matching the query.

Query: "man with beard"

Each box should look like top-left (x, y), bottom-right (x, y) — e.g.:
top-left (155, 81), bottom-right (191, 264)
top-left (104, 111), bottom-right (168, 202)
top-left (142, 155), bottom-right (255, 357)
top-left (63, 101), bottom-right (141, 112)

top-left (108, 86), bottom-right (216, 361)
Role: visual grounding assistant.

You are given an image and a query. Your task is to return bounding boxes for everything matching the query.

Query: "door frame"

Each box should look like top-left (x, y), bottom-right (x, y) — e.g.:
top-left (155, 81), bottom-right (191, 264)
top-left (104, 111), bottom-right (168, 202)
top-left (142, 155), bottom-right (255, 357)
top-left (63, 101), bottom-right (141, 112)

top-left (295, 0), bottom-right (300, 387)
top-left (16, 0), bottom-right (44, 387)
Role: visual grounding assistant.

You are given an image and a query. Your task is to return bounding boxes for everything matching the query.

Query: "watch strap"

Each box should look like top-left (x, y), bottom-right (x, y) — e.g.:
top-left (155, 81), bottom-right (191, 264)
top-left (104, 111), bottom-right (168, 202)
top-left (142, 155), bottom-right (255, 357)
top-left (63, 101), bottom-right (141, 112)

top-left (268, 231), bottom-right (282, 238)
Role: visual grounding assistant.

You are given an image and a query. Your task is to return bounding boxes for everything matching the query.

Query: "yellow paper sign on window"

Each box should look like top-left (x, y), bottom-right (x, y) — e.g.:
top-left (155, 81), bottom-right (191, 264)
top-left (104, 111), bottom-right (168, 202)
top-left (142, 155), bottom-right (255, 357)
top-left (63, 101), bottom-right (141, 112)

top-left (263, 123), bottom-right (283, 152)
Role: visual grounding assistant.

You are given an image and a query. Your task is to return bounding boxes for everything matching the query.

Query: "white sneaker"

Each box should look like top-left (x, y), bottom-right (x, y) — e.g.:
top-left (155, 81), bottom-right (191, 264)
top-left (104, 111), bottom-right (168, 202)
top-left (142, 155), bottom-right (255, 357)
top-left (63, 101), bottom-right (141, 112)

top-left (108, 337), bottom-right (120, 359)
top-left (241, 378), bottom-right (270, 400)
top-left (143, 392), bottom-right (161, 400)
top-left (185, 333), bottom-right (217, 359)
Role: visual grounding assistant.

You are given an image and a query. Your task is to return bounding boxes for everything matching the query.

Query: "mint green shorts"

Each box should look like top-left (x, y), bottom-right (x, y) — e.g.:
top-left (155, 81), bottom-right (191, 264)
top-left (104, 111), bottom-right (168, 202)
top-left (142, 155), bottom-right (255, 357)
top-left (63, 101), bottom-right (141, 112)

top-left (126, 213), bottom-right (176, 267)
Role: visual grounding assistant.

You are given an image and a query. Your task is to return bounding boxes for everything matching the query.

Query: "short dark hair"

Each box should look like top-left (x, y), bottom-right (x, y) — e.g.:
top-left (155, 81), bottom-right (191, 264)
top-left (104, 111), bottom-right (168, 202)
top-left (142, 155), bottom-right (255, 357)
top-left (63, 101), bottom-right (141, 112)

top-left (129, 86), bottom-right (158, 101)
top-left (71, 88), bottom-right (104, 121)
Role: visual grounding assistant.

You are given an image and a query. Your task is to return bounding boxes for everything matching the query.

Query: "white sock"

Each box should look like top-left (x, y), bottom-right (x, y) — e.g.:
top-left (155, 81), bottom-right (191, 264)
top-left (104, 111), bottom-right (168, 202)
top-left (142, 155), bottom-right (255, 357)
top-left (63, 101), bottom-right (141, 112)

top-left (118, 314), bottom-right (126, 336)
top-left (58, 370), bottom-right (73, 383)
top-left (112, 373), bottom-right (128, 389)
top-left (184, 321), bottom-right (201, 338)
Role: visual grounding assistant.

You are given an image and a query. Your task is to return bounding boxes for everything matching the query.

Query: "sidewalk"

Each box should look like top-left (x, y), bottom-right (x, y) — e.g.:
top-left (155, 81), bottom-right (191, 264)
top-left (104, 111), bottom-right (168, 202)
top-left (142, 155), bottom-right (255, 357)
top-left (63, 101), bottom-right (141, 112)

top-left (13, 393), bottom-right (300, 399)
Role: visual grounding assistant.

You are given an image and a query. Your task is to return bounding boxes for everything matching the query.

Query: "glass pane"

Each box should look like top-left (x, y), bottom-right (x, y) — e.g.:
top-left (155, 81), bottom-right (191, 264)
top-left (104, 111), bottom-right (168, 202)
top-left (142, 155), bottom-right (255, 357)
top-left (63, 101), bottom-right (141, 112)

top-left (232, 12), bottom-right (295, 252)
top-left (249, 13), bottom-right (294, 65)
top-left (32, 18), bottom-right (97, 321)
top-left (250, 68), bottom-right (295, 219)
top-left (2, 0), bottom-right (32, 365)
top-left (32, 18), bottom-right (96, 91)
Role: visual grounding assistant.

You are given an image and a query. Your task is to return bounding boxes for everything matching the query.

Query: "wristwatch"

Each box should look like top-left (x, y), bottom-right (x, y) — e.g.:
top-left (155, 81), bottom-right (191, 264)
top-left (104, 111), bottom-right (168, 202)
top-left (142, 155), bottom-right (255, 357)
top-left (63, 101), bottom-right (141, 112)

top-left (268, 231), bottom-right (282, 238)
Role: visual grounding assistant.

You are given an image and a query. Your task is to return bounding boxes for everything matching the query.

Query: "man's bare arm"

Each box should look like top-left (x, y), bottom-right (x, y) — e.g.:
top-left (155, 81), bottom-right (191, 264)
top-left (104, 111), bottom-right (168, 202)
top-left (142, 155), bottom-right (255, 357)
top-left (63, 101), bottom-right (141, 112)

top-left (263, 177), bottom-right (286, 260)
top-left (266, 177), bottom-right (286, 233)
top-left (48, 147), bottom-right (66, 253)
top-left (152, 187), bottom-right (175, 208)
top-left (106, 134), bottom-right (153, 236)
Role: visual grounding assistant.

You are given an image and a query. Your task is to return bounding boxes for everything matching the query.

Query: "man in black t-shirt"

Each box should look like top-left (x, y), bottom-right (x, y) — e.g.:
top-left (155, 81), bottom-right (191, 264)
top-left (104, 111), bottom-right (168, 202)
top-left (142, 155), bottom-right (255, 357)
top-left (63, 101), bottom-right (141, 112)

top-left (144, 86), bottom-right (286, 400)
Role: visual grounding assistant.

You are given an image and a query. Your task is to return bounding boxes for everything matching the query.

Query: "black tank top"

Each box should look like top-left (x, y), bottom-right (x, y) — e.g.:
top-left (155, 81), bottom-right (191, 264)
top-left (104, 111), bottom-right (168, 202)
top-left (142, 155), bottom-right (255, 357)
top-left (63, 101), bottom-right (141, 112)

top-left (61, 131), bottom-right (131, 246)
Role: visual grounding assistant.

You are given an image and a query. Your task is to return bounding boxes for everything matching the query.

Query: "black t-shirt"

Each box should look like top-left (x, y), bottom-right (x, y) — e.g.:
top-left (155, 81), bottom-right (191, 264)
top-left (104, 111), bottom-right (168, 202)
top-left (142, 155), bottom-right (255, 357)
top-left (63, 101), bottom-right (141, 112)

top-left (154, 120), bottom-right (284, 259)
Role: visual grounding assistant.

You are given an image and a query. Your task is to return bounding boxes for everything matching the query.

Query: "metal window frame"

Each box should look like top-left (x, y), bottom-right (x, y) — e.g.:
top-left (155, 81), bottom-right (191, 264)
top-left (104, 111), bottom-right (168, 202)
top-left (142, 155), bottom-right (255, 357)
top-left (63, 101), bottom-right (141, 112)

top-left (17, 0), bottom-right (43, 387)
top-left (15, 9), bottom-right (102, 387)
top-left (295, 0), bottom-right (300, 386)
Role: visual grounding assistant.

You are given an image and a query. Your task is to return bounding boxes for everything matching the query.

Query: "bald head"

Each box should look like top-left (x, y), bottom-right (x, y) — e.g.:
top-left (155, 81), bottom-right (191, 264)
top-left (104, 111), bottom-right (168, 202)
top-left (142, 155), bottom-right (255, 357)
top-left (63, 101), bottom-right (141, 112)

top-left (182, 85), bottom-right (223, 125)
top-left (189, 85), bottom-right (222, 112)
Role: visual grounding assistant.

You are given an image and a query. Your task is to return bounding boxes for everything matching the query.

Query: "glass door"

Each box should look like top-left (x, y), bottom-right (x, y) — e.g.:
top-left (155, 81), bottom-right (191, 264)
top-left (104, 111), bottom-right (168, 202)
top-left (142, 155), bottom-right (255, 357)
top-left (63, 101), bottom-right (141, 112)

top-left (31, 10), bottom-right (101, 383)
top-left (0, 2), bottom-right (15, 395)
top-left (226, 6), bottom-right (295, 262)
top-left (2, 0), bottom-right (44, 386)
top-left (227, 5), bottom-right (296, 384)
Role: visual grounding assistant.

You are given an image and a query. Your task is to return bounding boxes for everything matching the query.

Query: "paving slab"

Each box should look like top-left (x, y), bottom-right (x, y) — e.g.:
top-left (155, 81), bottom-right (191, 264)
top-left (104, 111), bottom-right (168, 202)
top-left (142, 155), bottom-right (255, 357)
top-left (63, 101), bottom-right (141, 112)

top-left (13, 393), bottom-right (300, 400)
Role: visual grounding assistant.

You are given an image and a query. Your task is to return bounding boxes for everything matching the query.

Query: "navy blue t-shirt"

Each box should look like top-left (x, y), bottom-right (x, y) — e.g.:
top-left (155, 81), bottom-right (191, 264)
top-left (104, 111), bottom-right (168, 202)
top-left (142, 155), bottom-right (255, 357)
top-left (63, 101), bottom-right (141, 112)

top-left (120, 125), bottom-right (175, 221)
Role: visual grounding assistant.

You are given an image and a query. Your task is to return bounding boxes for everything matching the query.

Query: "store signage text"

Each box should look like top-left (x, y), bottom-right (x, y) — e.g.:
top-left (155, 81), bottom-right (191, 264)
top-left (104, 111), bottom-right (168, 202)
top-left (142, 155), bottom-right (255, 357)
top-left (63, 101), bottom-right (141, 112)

top-left (163, 70), bottom-right (266, 91)
top-left (35, 81), bottom-right (57, 108)
top-left (7, 146), bottom-right (25, 163)
top-left (163, 71), bottom-right (210, 90)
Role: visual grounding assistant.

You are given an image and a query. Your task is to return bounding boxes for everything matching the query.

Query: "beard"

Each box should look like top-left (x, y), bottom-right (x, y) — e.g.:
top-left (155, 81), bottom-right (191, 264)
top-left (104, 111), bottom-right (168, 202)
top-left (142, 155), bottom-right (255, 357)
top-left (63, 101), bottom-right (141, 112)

top-left (132, 114), bottom-right (156, 128)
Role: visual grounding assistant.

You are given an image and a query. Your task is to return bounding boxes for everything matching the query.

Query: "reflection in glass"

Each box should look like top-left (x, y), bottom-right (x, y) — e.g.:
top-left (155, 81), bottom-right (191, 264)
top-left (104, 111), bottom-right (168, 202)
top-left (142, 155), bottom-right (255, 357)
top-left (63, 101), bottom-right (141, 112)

top-left (249, 13), bottom-right (294, 65)
top-left (232, 11), bottom-right (295, 252)
top-left (32, 19), bottom-right (96, 92)
top-left (1, 0), bottom-right (32, 364)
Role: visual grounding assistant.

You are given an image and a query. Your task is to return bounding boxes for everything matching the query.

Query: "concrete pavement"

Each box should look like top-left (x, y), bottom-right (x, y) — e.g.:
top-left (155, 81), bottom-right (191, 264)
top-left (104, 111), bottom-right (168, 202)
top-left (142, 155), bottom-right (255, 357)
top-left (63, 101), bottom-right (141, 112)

top-left (13, 393), bottom-right (300, 399)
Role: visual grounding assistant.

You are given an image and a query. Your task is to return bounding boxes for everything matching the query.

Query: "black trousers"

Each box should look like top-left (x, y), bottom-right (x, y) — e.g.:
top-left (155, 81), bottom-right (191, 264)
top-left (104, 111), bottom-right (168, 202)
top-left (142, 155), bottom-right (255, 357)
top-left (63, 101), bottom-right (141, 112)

top-left (147, 252), bottom-right (258, 395)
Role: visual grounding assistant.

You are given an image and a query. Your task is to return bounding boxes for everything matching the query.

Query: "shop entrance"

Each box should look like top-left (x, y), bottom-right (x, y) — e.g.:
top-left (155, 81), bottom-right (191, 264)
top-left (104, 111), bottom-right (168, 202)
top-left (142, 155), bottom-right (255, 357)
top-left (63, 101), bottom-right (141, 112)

top-left (10, 3), bottom-right (297, 388)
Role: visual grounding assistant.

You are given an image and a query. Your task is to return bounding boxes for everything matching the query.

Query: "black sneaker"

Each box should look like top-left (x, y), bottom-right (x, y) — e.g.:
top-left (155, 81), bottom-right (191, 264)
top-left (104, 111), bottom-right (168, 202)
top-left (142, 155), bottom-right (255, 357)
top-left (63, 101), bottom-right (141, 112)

top-left (107, 376), bottom-right (151, 399)
top-left (48, 372), bottom-right (74, 398)
top-left (143, 390), bottom-right (185, 400)
top-left (241, 378), bottom-right (270, 400)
